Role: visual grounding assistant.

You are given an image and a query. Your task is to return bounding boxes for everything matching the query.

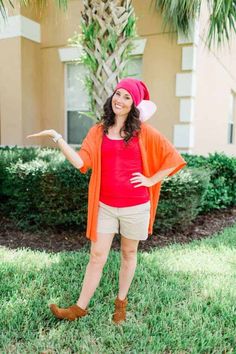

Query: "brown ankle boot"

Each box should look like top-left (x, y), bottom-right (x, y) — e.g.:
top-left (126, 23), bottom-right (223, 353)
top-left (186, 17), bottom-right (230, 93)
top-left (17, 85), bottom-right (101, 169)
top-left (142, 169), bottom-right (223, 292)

top-left (112, 297), bottom-right (128, 324)
top-left (49, 303), bottom-right (88, 321)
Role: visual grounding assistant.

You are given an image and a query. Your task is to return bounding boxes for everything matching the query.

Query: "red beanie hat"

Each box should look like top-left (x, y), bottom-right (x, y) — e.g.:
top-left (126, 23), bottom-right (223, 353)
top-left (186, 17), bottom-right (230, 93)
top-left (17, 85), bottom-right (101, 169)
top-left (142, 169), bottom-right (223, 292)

top-left (114, 77), bottom-right (150, 106)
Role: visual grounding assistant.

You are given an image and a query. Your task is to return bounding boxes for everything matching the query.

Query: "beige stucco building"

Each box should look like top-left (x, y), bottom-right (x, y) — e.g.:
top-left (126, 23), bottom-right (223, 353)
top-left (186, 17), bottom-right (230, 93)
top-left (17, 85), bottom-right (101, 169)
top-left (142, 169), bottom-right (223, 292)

top-left (0, 0), bottom-right (235, 156)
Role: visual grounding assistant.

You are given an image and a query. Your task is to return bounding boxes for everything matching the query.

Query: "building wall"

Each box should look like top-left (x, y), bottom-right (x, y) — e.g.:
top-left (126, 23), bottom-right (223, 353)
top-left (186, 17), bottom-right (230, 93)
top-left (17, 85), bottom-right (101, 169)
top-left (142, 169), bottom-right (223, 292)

top-left (40, 0), bottom-right (82, 47)
top-left (0, 0), bottom-right (185, 148)
top-left (39, 0), bottom-right (84, 147)
top-left (0, 37), bottom-right (22, 145)
top-left (0, 2), bottom-right (42, 146)
top-left (17, 0), bottom-right (183, 147)
top-left (193, 7), bottom-right (236, 156)
top-left (41, 47), bottom-right (65, 148)
top-left (194, 39), bottom-right (236, 156)
top-left (0, 1), bottom-right (22, 145)
top-left (0, 36), bottom-right (42, 146)
top-left (41, 0), bottom-right (181, 141)
top-left (0, 0), bottom-right (235, 155)
top-left (38, 0), bottom-right (182, 146)
top-left (141, 33), bottom-right (181, 141)
top-left (133, 0), bottom-right (182, 142)
top-left (21, 37), bottom-right (42, 146)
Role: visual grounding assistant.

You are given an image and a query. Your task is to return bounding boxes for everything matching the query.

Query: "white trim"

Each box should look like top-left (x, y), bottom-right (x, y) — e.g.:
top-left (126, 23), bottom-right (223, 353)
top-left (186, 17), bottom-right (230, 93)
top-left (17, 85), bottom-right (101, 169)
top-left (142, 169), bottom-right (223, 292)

top-left (0, 15), bottom-right (40, 43)
top-left (177, 20), bottom-right (199, 45)
top-left (182, 46), bottom-right (197, 71)
top-left (176, 72), bottom-right (196, 97)
top-left (64, 64), bottom-right (68, 143)
top-left (130, 38), bottom-right (147, 55)
top-left (176, 24), bottom-right (198, 151)
top-left (59, 46), bottom-right (84, 62)
top-left (0, 15), bottom-right (20, 39)
top-left (180, 98), bottom-right (195, 122)
top-left (58, 38), bottom-right (147, 63)
top-left (174, 124), bottom-right (194, 148)
top-left (21, 16), bottom-right (40, 43)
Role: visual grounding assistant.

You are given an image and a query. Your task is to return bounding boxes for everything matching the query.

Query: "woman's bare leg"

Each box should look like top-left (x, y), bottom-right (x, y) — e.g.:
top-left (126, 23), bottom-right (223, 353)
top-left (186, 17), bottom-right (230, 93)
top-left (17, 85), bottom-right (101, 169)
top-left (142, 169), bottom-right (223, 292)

top-left (118, 236), bottom-right (139, 300)
top-left (76, 232), bottom-right (115, 309)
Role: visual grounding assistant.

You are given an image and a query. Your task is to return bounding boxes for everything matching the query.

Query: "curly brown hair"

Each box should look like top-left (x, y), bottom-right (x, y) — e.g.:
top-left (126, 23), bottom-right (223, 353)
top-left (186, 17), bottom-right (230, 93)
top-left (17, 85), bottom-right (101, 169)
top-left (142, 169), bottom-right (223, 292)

top-left (100, 94), bottom-right (141, 143)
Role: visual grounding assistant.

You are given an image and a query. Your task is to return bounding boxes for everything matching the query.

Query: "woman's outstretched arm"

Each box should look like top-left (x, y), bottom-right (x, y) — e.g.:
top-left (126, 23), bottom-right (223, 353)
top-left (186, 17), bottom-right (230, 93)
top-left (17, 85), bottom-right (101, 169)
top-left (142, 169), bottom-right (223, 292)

top-left (26, 129), bottom-right (84, 170)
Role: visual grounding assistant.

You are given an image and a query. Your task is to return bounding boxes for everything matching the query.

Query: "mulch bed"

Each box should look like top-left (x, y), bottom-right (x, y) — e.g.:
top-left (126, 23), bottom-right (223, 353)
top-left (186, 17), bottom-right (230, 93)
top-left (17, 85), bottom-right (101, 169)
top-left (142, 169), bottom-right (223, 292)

top-left (0, 207), bottom-right (236, 253)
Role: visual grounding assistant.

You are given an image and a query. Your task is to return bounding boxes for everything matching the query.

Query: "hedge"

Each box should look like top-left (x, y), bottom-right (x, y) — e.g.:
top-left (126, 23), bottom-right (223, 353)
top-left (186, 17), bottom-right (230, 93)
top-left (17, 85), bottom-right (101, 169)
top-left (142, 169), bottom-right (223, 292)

top-left (0, 146), bottom-right (235, 233)
top-left (0, 147), bottom-right (89, 231)
top-left (182, 152), bottom-right (236, 212)
top-left (154, 167), bottom-right (210, 233)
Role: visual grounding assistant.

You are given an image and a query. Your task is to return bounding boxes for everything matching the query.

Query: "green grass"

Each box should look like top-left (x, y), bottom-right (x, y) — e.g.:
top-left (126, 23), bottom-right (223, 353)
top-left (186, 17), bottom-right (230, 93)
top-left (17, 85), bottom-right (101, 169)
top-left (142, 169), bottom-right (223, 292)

top-left (1, 224), bottom-right (236, 353)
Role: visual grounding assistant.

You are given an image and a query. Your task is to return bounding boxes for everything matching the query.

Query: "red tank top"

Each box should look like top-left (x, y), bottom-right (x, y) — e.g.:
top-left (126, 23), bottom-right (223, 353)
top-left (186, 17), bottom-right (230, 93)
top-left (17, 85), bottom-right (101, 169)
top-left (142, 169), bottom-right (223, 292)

top-left (99, 134), bottom-right (150, 207)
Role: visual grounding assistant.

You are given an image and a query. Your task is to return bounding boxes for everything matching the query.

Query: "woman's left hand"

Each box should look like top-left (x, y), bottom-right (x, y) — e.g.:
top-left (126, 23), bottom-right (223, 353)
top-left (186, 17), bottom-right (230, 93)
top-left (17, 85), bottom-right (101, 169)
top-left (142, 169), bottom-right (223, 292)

top-left (130, 172), bottom-right (153, 188)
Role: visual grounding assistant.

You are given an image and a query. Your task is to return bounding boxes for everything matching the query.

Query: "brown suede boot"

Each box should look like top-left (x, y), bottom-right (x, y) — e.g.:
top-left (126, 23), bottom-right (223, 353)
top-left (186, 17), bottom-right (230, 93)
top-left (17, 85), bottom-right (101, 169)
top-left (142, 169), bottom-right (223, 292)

top-left (49, 303), bottom-right (88, 321)
top-left (112, 297), bottom-right (128, 324)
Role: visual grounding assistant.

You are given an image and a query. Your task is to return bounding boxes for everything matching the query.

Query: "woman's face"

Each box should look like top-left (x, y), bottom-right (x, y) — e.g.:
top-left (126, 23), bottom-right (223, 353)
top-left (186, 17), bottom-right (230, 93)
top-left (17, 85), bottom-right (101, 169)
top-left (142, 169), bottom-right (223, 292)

top-left (111, 88), bottom-right (133, 117)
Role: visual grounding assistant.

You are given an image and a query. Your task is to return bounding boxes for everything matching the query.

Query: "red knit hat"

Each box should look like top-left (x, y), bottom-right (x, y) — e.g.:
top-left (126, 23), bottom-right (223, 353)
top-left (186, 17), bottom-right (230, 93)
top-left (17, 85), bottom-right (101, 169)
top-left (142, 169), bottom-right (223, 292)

top-left (115, 77), bottom-right (150, 106)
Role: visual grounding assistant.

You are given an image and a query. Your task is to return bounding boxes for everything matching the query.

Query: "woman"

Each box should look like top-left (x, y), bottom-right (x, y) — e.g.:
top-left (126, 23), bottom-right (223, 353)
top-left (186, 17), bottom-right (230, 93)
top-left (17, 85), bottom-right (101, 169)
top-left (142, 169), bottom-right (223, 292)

top-left (27, 78), bottom-right (187, 324)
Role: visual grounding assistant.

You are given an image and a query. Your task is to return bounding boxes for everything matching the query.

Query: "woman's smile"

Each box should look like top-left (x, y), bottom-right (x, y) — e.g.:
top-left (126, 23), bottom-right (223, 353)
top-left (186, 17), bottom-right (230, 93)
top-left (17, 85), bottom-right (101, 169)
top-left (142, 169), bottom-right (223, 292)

top-left (112, 88), bottom-right (133, 116)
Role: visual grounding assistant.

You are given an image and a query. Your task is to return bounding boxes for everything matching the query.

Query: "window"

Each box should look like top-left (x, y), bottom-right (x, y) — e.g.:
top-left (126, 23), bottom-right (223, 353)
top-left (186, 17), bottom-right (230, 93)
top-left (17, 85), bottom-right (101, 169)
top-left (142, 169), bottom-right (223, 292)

top-left (228, 91), bottom-right (235, 144)
top-left (66, 63), bottom-right (93, 145)
top-left (65, 56), bottom-right (143, 145)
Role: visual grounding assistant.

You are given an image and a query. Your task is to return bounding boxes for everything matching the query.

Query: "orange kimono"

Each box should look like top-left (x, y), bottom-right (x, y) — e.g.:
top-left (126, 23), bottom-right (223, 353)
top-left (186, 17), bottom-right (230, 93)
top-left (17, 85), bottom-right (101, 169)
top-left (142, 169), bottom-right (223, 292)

top-left (78, 122), bottom-right (187, 242)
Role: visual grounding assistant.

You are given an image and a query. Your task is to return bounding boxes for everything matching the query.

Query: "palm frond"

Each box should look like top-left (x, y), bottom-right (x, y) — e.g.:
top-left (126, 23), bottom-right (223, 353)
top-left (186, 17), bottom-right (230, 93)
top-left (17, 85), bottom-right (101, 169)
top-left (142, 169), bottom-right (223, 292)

top-left (0, 0), bottom-right (12, 18)
top-left (54, 0), bottom-right (68, 10)
top-left (154, 0), bottom-right (236, 48)
top-left (154, 0), bottom-right (201, 37)
top-left (19, 0), bottom-right (68, 10)
top-left (0, 0), bottom-right (68, 20)
top-left (207, 0), bottom-right (236, 47)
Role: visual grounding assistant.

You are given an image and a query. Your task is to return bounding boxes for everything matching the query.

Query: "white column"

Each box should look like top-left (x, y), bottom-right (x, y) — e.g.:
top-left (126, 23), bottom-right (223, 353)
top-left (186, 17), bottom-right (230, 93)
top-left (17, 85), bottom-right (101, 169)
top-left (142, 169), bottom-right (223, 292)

top-left (174, 20), bottom-right (199, 152)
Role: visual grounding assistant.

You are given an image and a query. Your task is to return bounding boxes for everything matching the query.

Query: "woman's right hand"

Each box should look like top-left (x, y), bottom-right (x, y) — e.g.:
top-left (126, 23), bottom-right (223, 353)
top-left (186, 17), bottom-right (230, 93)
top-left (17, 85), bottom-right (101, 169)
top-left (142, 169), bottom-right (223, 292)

top-left (26, 129), bottom-right (84, 170)
top-left (26, 129), bottom-right (57, 139)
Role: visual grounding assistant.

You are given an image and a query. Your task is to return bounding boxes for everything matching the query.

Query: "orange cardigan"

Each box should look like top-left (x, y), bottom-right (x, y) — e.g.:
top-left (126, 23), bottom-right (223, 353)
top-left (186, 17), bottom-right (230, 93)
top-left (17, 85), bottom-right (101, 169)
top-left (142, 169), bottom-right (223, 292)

top-left (78, 122), bottom-right (187, 242)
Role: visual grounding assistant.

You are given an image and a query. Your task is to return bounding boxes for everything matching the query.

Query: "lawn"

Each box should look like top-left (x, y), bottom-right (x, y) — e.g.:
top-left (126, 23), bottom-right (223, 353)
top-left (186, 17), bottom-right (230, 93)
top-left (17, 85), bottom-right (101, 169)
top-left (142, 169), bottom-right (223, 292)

top-left (1, 224), bottom-right (236, 353)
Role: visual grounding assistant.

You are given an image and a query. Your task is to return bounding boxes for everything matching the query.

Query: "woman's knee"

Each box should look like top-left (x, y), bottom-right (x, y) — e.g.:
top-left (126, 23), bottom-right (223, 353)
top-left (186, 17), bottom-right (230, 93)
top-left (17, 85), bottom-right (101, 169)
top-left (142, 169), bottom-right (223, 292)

top-left (89, 250), bottom-right (108, 268)
top-left (88, 232), bottom-right (114, 268)
top-left (121, 248), bottom-right (137, 263)
top-left (121, 237), bottom-right (139, 263)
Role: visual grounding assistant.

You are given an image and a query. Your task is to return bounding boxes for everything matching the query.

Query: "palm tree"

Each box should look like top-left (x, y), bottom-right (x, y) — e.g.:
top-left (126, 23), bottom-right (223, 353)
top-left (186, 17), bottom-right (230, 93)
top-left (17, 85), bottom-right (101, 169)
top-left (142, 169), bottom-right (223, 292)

top-left (70, 0), bottom-right (136, 120)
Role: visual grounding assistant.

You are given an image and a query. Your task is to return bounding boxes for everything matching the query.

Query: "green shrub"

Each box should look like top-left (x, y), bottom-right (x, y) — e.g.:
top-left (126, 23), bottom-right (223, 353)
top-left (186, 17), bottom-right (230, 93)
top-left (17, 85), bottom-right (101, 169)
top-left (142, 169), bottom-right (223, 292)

top-left (182, 152), bottom-right (236, 211)
top-left (154, 167), bottom-right (210, 232)
top-left (0, 149), bottom-right (89, 230)
top-left (0, 146), bottom-right (64, 214)
top-left (0, 147), bottom-right (235, 233)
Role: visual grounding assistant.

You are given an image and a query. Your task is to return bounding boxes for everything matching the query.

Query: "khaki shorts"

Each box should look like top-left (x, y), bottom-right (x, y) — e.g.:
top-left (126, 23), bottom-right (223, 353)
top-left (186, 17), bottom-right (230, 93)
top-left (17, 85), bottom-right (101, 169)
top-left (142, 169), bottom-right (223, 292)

top-left (97, 200), bottom-right (151, 240)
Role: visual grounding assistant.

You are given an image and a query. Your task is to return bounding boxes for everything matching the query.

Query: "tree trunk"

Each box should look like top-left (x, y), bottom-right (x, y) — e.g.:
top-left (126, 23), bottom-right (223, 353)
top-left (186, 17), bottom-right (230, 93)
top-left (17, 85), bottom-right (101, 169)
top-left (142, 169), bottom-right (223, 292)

top-left (80, 0), bottom-right (136, 120)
